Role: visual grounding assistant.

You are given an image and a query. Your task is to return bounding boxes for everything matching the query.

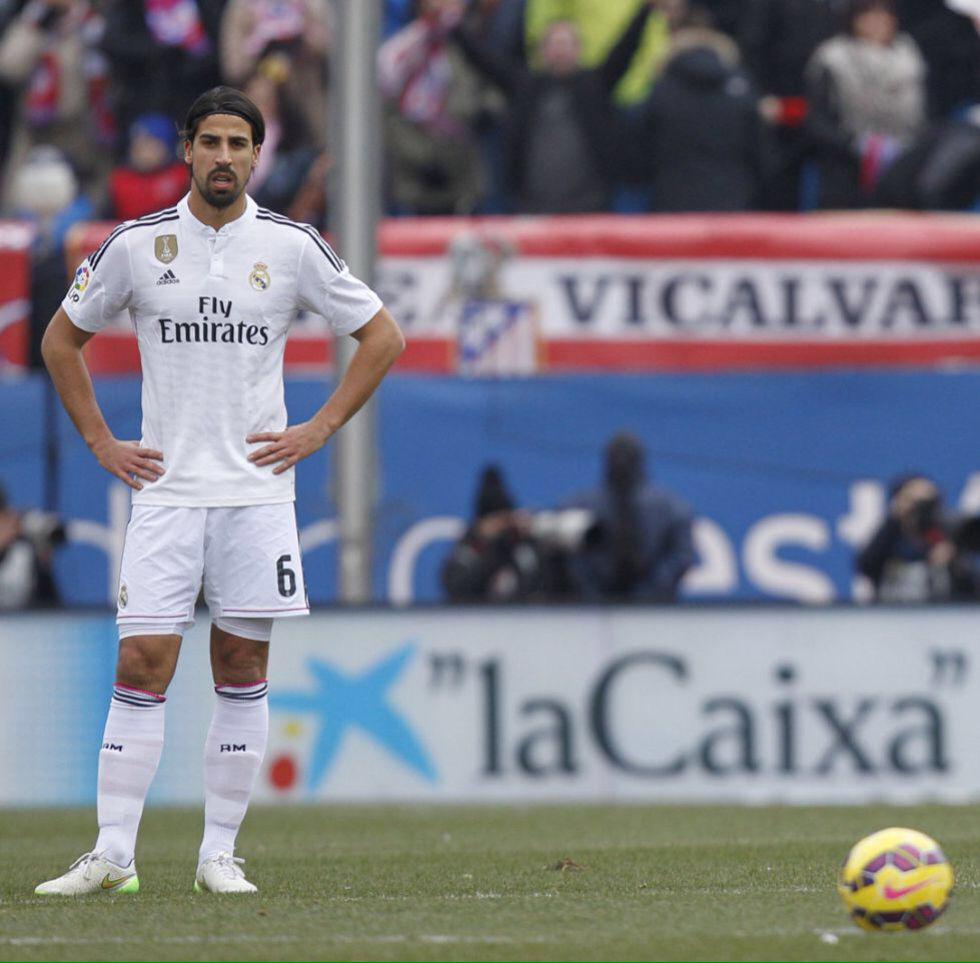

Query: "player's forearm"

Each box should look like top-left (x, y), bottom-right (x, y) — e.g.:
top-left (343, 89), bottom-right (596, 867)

top-left (41, 337), bottom-right (113, 449)
top-left (312, 321), bottom-right (405, 436)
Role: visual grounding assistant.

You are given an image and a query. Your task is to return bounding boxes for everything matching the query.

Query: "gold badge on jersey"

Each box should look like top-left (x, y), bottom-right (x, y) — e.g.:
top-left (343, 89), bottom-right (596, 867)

top-left (154, 235), bottom-right (178, 264)
top-left (249, 262), bottom-right (271, 291)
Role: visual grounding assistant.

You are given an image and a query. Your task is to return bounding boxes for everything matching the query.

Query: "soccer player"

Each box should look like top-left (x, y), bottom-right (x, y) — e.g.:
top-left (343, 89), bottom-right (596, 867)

top-left (35, 87), bottom-right (404, 895)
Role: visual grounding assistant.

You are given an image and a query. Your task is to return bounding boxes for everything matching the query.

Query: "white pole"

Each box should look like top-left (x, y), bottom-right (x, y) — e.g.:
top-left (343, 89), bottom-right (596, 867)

top-left (331, 0), bottom-right (381, 603)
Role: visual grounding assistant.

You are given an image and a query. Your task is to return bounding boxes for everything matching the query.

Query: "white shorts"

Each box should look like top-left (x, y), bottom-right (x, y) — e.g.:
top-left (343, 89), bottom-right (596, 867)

top-left (116, 503), bottom-right (309, 638)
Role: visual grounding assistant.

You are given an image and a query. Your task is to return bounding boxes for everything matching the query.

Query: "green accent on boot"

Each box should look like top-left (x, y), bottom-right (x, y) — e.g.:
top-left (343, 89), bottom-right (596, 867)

top-left (113, 874), bottom-right (139, 894)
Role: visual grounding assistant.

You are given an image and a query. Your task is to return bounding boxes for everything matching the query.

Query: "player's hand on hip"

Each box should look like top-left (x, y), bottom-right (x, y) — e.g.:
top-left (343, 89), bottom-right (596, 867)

top-left (91, 437), bottom-right (165, 491)
top-left (247, 422), bottom-right (331, 475)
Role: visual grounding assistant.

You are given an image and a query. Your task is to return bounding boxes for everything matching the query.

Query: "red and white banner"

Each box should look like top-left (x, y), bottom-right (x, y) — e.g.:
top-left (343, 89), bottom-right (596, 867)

top-left (66, 213), bottom-right (980, 374)
top-left (0, 223), bottom-right (36, 371)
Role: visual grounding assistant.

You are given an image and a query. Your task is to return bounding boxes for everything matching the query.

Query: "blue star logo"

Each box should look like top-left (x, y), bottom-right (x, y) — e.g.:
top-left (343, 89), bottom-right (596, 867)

top-left (269, 643), bottom-right (438, 788)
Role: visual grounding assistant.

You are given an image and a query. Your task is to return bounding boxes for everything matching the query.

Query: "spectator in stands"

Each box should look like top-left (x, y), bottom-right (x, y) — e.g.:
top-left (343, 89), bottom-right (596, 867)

top-left (242, 55), bottom-right (328, 223)
top-left (564, 433), bottom-right (694, 603)
top-left (101, 1), bottom-right (225, 140)
top-left (453, 0), bottom-right (656, 213)
top-left (0, 482), bottom-right (64, 609)
top-left (740, 0), bottom-right (841, 209)
top-left (441, 465), bottom-right (549, 603)
top-left (0, 0), bottom-right (113, 209)
top-left (900, 0), bottom-right (980, 119)
top-left (856, 474), bottom-right (976, 602)
top-left (6, 146), bottom-right (94, 368)
top-left (872, 0), bottom-right (980, 211)
top-left (874, 106), bottom-right (980, 210)
top-left (220, 0), bottom-right (331, 149)
top-left (867, 1), bottom-right (980, 211)
top-left (0, 3), bottom-right (24, 170)
top-left (523, 0), bottom-right (671, 109)
top-left (625, 9), bottom-right (768, 211)
top-left (377, 0), bottom-right (504, 216)
top-left (804, 0), bottom-right (927, 209)
top-left (108, 113), bottom-right (187, 221)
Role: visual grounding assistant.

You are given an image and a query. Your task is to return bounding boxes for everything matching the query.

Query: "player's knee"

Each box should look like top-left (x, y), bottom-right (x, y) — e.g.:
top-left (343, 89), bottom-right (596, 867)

top-left (212, 633), bottom-right (268, 685)
top-left (115, 638), bottom-right (175, 693)
top-left (215, 644), bottom-right (267, 684)
top-left (212, 617), bottom-right (271, 684)
top-left (215, 652), bottom-right (267, 685)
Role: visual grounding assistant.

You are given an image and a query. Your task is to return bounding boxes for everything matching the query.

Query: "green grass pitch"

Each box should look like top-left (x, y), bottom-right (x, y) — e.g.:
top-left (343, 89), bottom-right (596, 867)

top-left (1, 804), bottom-right (978, 962)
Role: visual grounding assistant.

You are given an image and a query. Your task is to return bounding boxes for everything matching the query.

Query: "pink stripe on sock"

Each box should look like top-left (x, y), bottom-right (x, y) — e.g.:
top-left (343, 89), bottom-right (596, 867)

top-left (115, 684), bottom-right (166, 701)
top-left (215, 679), bottom-right (268, 689)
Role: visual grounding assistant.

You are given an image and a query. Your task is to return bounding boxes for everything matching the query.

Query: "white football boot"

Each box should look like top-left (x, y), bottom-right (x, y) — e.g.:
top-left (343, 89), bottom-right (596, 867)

top-left (35, 852), bottom-right (139, 896)
top-left (194, 853), bottom-right (257, 894)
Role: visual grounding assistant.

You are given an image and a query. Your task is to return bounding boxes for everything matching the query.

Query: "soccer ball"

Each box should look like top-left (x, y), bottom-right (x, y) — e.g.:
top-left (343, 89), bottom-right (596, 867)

top-left (838, 827), bottom-right (953, 932)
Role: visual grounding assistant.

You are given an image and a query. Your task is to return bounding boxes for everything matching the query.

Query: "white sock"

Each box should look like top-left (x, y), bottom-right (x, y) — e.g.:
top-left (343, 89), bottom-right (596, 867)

top-left (199, 681), bottom-right (269, 866)
top-left (95, 685), bottom-right (166, 866)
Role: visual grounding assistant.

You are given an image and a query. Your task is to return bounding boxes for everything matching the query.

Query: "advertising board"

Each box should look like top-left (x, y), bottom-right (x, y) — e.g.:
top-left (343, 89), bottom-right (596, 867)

top-left (2, 608), bottom-right (975, 806)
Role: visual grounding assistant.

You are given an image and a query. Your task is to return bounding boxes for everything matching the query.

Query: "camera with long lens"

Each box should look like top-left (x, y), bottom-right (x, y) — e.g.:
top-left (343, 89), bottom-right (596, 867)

top-left (528, 508), bottom-right (603, 552)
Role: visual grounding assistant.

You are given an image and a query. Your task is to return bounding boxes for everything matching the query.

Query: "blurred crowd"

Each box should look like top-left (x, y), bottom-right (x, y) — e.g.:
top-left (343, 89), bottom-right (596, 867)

top-left (0, 0), bottom-right (978, 235)
top-left (382, 0), bottom-right (980, 215)
top-left (0, 0), bottom-right (331, 231)
top-left (3, 0), bottom-right (978, 355)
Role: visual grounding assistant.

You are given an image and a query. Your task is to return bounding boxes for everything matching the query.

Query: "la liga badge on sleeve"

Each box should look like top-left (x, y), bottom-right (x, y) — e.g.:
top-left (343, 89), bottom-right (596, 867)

top-left (73, 264), bottom-right (90, 294)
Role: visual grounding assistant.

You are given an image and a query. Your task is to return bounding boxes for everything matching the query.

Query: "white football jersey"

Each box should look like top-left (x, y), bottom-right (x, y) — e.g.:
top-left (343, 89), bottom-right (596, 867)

top-left (63, 195), bottom-right (383, 507)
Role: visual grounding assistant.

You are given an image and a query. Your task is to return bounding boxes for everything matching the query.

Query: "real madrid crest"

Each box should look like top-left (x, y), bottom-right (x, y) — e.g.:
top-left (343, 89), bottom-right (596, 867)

top-left (154, 234), bottom-right (178, 264)
top-left (118, 583), bottom-right (128, 608)
top-left (249, 262), bottom-right (271, 291)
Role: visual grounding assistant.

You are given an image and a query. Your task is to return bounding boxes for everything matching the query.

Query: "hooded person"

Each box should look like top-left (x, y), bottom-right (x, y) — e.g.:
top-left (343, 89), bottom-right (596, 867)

top-left (564, 433), bottom-right (695, 602)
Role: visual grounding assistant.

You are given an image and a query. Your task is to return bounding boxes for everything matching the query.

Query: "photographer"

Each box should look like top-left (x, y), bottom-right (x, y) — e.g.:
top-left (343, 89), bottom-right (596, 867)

top-left (0, 483), bottom-right (64, 609)
top-left (564, 433), bottom-right (695, 603)
top-left (856, 474), bottom-right (975, 602)
top-left (441, 465), bottom-right (551, 603)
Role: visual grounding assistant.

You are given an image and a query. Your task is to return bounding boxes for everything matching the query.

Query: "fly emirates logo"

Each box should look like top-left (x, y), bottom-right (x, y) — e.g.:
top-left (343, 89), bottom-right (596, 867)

top-left (158, 297), bottom-right (270, 346)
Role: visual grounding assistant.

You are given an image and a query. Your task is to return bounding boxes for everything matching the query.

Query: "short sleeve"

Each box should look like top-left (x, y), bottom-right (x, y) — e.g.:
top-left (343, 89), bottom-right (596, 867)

top-left (296, 233), bottom-right (383, 336)
top-left (62, 229), bottom-right (134, 333)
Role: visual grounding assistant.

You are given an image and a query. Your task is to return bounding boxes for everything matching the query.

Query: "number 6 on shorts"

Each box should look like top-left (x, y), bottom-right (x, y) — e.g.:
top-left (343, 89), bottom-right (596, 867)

top-left (277, 554), bottom-right (296, 597)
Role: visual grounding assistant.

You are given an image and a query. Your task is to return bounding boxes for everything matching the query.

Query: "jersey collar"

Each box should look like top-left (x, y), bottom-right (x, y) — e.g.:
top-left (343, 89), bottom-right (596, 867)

top-left (177, 193), bottom-right (258, 237)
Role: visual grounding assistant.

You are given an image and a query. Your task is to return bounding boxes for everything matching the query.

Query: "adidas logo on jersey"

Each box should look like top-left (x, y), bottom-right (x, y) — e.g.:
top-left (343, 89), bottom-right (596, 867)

top-left (156, 269), bottom-right (179, 286)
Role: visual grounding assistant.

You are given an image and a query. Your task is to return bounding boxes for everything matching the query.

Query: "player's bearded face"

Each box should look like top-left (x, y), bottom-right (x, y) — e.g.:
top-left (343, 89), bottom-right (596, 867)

top-left (186, 115), bottom-right (259, 209)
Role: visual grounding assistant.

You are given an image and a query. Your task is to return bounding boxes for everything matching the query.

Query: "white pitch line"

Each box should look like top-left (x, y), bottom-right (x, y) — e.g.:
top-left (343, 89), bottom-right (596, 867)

top-left (0, 934), bottom-right (552, 947)
top-left (6, 880), bottom-right (976, 908)
top-left (811, 925), bottom-right (980, 940)
top-left (6, 926), bottom-right (980, 948)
